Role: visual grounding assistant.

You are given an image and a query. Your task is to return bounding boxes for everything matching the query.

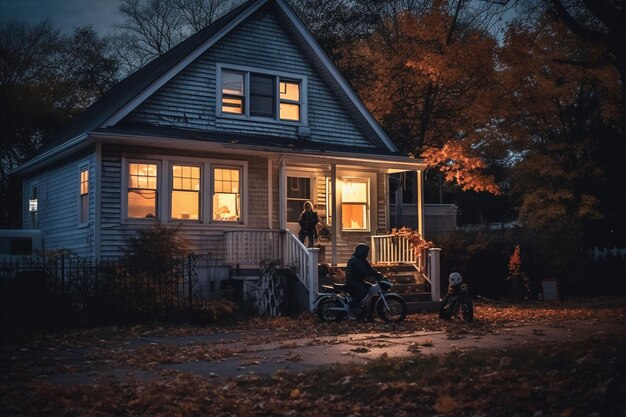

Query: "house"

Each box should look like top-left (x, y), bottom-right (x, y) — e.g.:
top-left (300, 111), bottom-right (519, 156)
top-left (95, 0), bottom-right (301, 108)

top-left (12, 0), bottom-right (440, 309)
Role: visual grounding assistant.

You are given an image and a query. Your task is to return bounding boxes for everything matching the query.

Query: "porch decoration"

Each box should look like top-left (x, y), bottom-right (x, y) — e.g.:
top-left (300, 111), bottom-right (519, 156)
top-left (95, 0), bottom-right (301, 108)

top-left (249, 260), bottom-right (284, 317)
top-left (399, 227), bottom-right (435, 262)
top-left (505, 245), bottom-right (530, 301)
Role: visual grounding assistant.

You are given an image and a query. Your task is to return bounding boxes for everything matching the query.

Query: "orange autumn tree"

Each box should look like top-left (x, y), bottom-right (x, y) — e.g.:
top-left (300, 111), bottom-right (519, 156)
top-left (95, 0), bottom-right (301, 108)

top-left (350, 1), bottom-right (502, 194)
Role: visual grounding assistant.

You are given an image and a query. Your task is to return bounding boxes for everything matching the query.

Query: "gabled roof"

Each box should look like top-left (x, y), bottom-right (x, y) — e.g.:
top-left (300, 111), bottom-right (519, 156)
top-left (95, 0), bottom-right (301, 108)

top-left (16, 0), bottom-right (401, 174)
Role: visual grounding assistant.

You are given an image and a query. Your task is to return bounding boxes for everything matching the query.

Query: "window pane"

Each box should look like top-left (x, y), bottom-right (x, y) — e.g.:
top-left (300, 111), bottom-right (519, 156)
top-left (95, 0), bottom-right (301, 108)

top-left (280, 103), bottom-right (300, 121)
top-left (280, 80), bottom-right (299, 101)
top-left (287, 177), bottom-right (310, 199)
top-left (342, 203), bottom-right (367, 230)
top-left (213, 193), bottom-right (240, 222)
top-left (222, 71), bottom-right (244, 95)
top-left (250, 96), bottom-right (274, 117)
top-left (128, 163), bottom-right (157, 189)
top-left (172, 165), bottom-right (200, 190)
top-left (128, 190), bottom-right (156, 218)
top-left (172, 191), bottom-right (199, 220)
top-left (80, 169), bottom-right (89, 195)
top-left (250, 74), bottom-right (274, 95)
top-left (80, 194), bottom-right (89, 223)
top-left (342, 179), bottom-right (367, 202)
top-left (222, 96), bottom-right (244, 114)
top-left (287, 200), bottom-right (306, 223)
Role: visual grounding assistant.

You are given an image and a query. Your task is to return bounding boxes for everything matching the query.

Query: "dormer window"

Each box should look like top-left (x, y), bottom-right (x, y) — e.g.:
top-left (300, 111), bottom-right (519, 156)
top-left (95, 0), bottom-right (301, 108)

top-left (218, 65), bottom-right (305, 123)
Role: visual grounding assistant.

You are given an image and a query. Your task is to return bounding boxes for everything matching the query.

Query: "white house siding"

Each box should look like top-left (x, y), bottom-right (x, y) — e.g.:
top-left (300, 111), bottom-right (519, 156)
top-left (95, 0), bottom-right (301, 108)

top-left (98, 147), bottom-right (269, 260)
top-left (125, 7), bottom-right (373, 148)
top-left (21, 152), bottom-right (96, 258)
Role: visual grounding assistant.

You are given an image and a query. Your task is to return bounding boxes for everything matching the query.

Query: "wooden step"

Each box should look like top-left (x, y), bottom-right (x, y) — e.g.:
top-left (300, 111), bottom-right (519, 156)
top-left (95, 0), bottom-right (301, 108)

top-left (400, 291), bottom-right (432, 302)
top-left (406, 300), bottom-right (441, 314)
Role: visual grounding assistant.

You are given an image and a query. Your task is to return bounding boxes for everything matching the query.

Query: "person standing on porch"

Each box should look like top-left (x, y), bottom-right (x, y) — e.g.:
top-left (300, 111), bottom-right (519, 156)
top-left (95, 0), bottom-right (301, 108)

top-left (298, 201), bottom-right (319, 247)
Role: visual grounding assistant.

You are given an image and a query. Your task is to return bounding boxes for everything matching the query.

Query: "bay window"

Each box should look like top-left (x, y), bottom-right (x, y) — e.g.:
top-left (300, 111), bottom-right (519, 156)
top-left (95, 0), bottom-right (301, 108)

top-left (212, 167), bottom-right (241, 222)
top-left (171, 164), bottom-right (200, 220)
top-left (341, 178), bottom-right (369, 231)
top-left (128, 162), bottom-right (158, 219)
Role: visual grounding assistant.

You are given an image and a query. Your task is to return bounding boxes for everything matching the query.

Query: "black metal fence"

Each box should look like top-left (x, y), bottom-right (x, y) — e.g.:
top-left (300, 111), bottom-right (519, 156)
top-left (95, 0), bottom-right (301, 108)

top-left (0, 254), bottom-right (230, 330)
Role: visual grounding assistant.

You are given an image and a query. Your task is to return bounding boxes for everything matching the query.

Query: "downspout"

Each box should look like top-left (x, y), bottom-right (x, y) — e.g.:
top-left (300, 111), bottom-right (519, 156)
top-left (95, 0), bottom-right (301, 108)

top-left (331, 163), bottom-right (337, 266)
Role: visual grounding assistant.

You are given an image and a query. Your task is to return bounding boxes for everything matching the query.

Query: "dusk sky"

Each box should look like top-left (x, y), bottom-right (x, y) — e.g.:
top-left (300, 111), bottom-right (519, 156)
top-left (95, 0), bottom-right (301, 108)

top-left (0, 0), bottom-right (124, 34)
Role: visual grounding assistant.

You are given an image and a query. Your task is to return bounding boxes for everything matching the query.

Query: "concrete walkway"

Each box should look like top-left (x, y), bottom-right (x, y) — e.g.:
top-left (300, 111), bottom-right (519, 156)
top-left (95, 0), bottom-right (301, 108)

top-left (44, 319), bottom-right (626, 385)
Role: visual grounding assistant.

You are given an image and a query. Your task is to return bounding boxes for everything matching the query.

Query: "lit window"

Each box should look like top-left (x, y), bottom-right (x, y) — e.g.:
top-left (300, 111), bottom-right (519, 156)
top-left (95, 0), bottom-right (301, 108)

top-left (128, 163), bottom-right (158, 219)
top-left (220, 68), bottom-right (302, 122)
top-left (279, 80), bottom-right (300, 121)
top-left (213, 167), bottom-right (241, 222)
top-left (341, 178), bottom-right (368, 230)
top-left (222, 70), bottom-right (245, 114)
top-left (171, 165), bottom-right (200, 220)
top-left (80, 167), bottom-right (89, 224)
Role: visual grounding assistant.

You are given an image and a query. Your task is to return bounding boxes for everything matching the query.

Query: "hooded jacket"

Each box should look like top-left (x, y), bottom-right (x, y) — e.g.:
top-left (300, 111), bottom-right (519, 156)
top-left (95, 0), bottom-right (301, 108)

top-left (345, 244), bottom-right (384, 297)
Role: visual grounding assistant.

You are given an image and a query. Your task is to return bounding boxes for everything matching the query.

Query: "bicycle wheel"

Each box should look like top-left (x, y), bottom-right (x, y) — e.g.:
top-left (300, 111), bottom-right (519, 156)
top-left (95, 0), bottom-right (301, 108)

top-left (317, 298), bottom-right (345, 322)
top-left (376, 294), bottom-right (407, 323)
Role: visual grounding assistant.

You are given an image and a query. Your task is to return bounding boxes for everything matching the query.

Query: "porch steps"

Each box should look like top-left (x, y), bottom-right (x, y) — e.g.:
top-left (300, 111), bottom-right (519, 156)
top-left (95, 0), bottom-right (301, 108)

top-left (372, 264), bottom-right (437, 312)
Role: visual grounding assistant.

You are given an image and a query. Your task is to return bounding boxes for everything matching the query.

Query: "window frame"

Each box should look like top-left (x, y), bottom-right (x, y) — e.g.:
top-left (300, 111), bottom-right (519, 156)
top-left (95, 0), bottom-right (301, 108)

top-left (78, 163), bottom-right (90, 226)
top-left (340, 176), bottom-right (370, 232)
top-left (121, 155), bottom-right (248, 226)
top-left (169, 162), bottom-right (203, 222)
top-left (211, 164), bottom-right (243, 224)
top-left (123, 159), bottom-right (161, 222)
top-left (216, 63), bottom-right (307, 125)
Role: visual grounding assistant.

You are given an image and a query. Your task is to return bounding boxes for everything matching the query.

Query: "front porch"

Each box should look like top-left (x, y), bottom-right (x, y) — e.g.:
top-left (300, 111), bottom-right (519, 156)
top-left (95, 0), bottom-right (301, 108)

top-left (224, 229), bottom-right (441, 313)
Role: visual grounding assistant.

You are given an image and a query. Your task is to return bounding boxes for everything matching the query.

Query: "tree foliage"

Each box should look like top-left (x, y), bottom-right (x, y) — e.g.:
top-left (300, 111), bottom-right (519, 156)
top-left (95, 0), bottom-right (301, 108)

top-left (0, 20), bottom-right (119, 226)
top-left (113, 0), bottom-right (244, 73)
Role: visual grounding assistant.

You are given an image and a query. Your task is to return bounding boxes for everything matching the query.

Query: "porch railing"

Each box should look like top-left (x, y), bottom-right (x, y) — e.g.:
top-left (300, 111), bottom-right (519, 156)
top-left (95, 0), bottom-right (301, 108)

top-left (225, 229), bottom-right (282, 267)
top-left (370, 234), bottom-right (441, 302)
top-left (224, 229), bottom-right (319, 311)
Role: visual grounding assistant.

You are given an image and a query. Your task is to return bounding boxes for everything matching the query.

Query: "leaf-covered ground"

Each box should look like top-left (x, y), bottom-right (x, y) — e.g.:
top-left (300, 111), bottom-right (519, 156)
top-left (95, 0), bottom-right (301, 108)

top-left (1, 296), bottom-right (625, 416)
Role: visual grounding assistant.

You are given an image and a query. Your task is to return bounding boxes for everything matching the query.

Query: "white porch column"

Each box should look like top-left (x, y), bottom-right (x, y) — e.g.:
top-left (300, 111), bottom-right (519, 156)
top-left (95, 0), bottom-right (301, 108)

top-left (331, 163), bottom-right (337, 266)
top-left (416, 170), bottom-right (424, 237)
top-left (278, 157), bottom-right (287, 230)
top-left (429, 247), bottom-right (441, 301)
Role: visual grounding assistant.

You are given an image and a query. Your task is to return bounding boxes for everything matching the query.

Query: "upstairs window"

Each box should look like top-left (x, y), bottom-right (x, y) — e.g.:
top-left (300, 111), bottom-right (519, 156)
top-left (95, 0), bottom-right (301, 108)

top-left (279, 80), bottom-right (300, 121)
top-left (79, 167), bottom-right (89, 224)
top-left (128, 162), bottom-right (158, 219)
top-left (219, 66), bottom-right (303, 123)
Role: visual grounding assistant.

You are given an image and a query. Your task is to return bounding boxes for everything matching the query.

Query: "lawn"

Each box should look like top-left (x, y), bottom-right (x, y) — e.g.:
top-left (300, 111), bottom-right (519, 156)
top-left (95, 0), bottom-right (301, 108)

top-left (1, 296), bottom-right (625, 416)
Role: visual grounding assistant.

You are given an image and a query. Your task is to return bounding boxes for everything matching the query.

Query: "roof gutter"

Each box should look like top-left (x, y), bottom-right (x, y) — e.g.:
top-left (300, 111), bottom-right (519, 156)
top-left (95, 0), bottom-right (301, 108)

top-left (9, 133), bottom-right (91, 176)
top-left (89, 131), bottom-right (427, 171)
